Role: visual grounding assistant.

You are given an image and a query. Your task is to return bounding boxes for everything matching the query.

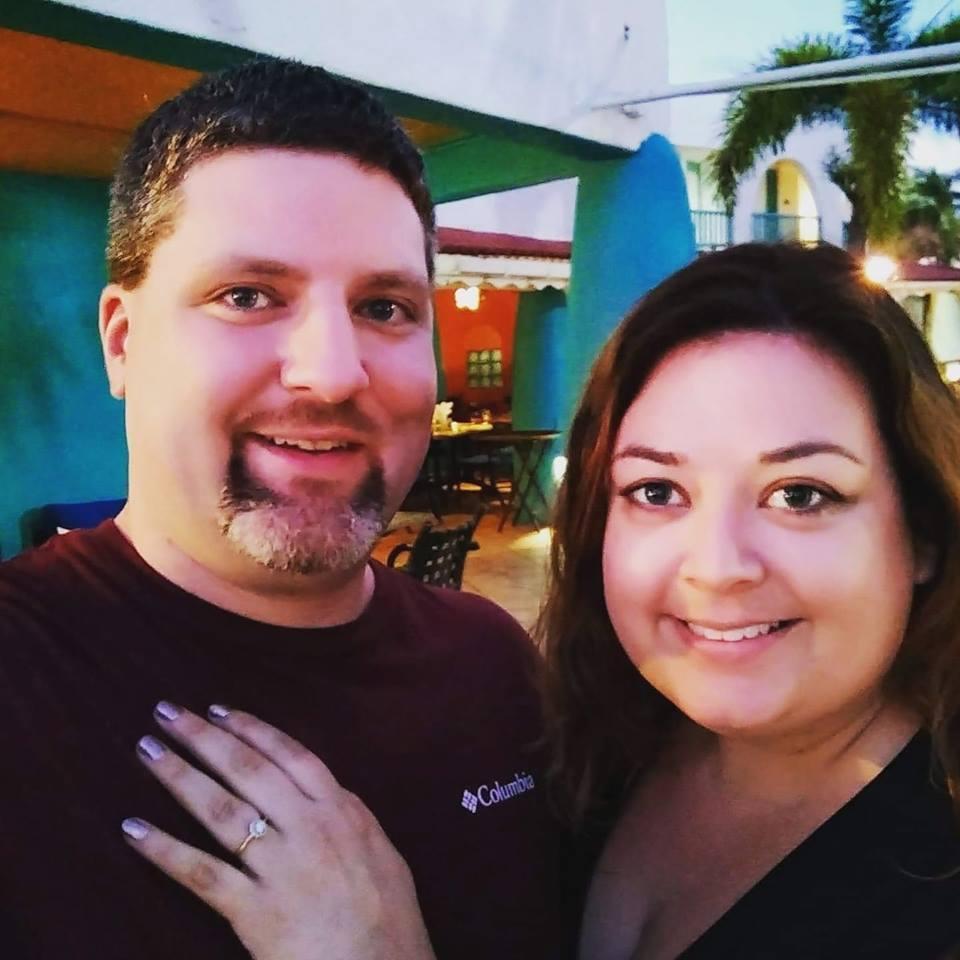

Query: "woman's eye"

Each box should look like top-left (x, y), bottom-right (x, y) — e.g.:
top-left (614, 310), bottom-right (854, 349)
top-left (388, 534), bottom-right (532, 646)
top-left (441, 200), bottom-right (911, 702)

top-left (766, 484), bottom-right (832, 513)
top-left (628, 481), bottom-right (684, 508)
top-left (220, 287), bottom-right (272, 311)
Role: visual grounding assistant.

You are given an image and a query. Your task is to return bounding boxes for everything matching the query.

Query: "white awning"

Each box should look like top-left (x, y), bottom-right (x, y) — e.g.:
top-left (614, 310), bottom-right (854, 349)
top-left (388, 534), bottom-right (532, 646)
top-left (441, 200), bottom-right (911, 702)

top-left (435, 253), bottom-right (570, 292)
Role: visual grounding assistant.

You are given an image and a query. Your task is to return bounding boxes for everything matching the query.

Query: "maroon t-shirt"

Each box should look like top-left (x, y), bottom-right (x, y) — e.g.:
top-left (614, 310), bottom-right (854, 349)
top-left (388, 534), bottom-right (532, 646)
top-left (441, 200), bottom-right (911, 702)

top-left (0, 522), bottom-right (568, 958)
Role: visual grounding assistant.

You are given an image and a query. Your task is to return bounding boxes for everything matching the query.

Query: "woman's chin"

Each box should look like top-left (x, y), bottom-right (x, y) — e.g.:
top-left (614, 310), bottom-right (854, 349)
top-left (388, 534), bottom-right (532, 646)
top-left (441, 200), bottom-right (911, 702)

top-left (677, 694), bottom-right (788, 739)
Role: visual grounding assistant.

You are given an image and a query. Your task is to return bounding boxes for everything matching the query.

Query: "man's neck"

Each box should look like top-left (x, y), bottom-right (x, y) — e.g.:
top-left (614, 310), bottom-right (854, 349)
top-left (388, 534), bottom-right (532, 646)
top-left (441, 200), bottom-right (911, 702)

top-left (114, 507), bottom-right (376, 628)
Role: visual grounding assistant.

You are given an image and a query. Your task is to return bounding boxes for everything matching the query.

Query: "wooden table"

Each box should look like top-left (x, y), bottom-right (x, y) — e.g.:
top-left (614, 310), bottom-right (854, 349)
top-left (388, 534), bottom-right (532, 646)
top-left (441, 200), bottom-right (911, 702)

top-left (419, 423), bottom-right (495, 518)
top-left (467, 429), bottom-right (561, 530)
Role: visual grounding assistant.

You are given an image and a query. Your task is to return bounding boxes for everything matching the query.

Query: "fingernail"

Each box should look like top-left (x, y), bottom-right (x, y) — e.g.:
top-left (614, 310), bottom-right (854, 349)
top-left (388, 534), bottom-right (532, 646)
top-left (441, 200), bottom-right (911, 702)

top-left (122, 818), bottom-right (150, 840)
top-left (137, 735), bottom-right (166, 761)
top-left (154, 700), bottom-right (181, 722)
top-left (208, 704), bottom-right (230, 720)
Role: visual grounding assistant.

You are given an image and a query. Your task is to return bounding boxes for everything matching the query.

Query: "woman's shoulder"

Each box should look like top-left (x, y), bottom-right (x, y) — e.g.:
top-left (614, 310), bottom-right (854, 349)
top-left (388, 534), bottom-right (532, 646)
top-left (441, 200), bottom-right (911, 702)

top-left (684, 731), bottom-right (960, 959)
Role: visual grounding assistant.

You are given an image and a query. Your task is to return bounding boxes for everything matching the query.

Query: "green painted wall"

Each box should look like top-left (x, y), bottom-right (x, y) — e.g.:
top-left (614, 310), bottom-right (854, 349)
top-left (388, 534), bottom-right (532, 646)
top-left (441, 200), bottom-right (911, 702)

top-left (0, 171), bottom-right (126, 557)
top-left (424, 135), bottom-right (621, 205)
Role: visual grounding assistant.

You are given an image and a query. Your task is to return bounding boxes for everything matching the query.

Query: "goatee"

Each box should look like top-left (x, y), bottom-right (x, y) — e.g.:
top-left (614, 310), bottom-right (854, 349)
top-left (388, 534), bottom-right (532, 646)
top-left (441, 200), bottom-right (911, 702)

top-left (218, 448), bottom-right (387, 575)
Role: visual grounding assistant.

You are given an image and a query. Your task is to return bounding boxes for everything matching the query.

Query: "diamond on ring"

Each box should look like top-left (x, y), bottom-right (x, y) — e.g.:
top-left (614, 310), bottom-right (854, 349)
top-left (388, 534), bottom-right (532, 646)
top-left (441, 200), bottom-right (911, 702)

top-left (235, 816), bottom-right (269, 856)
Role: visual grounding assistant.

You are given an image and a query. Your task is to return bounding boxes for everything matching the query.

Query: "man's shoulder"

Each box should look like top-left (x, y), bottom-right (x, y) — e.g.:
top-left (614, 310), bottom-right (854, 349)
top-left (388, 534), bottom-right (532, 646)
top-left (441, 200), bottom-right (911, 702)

top-left (0, 526), bottom-right (121, 626)
top-left (370, 561), bottom-right (537, 662)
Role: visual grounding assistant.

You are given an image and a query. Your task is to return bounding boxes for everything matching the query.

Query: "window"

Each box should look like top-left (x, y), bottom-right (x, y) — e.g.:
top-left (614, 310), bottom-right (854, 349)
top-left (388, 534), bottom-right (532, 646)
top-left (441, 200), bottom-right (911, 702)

top-left (466, 348), bottom-right (503, 388)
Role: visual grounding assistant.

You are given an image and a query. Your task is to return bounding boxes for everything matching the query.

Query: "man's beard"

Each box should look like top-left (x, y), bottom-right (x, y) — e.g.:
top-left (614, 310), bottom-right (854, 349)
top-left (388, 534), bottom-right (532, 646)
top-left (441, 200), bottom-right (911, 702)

top-left (217, 446), bottom-right (387, 576)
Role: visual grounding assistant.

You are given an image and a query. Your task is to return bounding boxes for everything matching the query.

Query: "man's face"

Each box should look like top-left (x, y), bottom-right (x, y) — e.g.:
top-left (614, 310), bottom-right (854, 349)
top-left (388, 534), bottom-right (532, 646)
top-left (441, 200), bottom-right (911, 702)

top-left (101, 149), bottom-right (436, 578)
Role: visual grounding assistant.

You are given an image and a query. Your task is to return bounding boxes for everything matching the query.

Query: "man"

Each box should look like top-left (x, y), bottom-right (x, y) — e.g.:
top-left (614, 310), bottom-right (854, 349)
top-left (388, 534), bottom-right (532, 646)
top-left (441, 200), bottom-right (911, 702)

top-left (0, 59), bottom-right (564, 958)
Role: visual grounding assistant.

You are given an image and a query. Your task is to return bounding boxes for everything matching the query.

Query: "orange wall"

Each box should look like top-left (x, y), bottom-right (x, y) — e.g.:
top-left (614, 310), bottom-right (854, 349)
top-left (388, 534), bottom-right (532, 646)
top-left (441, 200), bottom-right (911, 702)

top-left (435, 288), bottom-right (518, 409)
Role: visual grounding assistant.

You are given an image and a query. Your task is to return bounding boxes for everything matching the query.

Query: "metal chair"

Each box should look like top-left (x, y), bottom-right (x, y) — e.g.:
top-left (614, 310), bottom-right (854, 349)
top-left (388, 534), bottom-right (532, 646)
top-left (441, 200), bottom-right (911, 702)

top-left (385, 506), bottom-right (485, 589)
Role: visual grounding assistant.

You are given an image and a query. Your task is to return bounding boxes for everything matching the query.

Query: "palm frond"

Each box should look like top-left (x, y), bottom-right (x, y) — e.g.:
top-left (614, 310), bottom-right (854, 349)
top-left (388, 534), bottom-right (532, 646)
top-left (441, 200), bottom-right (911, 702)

top-left (824, 149), bottom-right (860, 200)
top-left (902, 168), bottom-right (960, 261)
top-left (845, 80), bottom-right (916, 242)
top-left (905, 168), bottom-right (957, 211)
top-left (711, 37), bottom-right (849, 208)
top-left (911, 15), bottom-right (960, 134)
top-left (845, 0), bottom-right (913, 52)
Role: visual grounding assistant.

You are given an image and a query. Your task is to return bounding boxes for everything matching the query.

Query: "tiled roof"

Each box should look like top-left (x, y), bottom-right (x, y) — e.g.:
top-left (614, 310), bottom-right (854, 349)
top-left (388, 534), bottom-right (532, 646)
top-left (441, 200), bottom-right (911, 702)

top-left (436, 227), bottom-right (571, 259)
top-left (896, 261), bottom-right (960, 283)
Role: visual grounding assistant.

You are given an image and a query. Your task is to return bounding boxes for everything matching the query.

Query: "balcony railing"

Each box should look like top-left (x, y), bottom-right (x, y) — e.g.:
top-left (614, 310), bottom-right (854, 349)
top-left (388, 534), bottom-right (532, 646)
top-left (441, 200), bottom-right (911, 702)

top-left (752, 213), bottom-right (821, 244)
top-left (691, 209), bottom-right (733, 250)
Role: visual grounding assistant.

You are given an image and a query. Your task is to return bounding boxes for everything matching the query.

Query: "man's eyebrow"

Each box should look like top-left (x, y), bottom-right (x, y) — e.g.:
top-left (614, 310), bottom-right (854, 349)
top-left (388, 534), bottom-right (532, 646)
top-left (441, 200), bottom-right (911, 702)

top-left (759, 441), bottom-right (864, 466)
top-left (202, 257), bottom-right (306, 279)
top-left (362, 271), bottom-right (432, 297)
top-left (612, 445), bottom-right (684, 466)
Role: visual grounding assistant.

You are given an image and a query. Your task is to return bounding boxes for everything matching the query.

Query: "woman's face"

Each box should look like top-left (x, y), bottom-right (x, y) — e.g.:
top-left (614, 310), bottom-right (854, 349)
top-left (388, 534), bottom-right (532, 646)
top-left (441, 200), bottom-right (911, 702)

top-left (603, 332), bottom-right (926, 742)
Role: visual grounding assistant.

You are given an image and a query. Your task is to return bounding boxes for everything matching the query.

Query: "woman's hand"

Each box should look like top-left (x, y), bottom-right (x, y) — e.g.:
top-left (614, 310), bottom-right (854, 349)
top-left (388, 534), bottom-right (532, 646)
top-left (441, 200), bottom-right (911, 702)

top-left (122, 702), bottom-right (436, 960)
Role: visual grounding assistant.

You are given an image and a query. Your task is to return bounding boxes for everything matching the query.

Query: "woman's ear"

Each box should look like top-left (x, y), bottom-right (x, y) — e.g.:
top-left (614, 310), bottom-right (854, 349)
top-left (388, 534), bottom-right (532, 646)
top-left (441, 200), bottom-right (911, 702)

top-left (913, 540), bottom-right (937, 586)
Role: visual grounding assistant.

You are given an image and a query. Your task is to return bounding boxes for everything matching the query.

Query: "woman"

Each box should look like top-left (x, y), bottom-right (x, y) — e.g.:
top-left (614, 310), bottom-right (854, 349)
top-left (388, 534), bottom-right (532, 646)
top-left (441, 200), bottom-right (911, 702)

top-left (123, 244), bottom-right (960, 957)
top-left (540, 242), bottom-right (960, 958)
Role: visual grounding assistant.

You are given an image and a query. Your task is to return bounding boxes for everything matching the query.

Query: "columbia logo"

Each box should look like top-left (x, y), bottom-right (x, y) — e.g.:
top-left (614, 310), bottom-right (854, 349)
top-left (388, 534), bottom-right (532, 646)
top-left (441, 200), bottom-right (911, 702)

top-left (460, 772), bottom-right (535, 814)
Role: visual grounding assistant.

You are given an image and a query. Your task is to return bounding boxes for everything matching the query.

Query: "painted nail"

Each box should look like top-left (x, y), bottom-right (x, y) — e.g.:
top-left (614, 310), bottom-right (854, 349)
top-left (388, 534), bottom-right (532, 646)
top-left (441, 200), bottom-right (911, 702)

top-left (122, 818), bottom-right (150, 841)
top-left (137, 735), bottom-right (166, 761)
top-left (208, 704), bottom-right (231, 720)
top-left (154, 700), bottom-right (181, 722)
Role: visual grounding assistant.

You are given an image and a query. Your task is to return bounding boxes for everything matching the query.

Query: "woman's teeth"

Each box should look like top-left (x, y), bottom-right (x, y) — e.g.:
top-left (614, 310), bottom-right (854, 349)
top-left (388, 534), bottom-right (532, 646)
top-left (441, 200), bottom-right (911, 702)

top-left (685, 620), bottom-right (785, 643)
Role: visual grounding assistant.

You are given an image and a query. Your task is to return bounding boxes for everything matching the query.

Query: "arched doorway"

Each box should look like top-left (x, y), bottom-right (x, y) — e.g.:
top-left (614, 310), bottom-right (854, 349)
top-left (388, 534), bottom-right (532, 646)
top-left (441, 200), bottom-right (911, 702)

top-left (753, 159), bottom-right (821, 244)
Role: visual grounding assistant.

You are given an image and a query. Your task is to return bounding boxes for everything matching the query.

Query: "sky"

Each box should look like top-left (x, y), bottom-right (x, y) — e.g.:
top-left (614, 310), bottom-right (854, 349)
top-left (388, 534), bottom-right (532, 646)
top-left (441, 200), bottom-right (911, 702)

top-left (665, 0), bottom-right (960, 172)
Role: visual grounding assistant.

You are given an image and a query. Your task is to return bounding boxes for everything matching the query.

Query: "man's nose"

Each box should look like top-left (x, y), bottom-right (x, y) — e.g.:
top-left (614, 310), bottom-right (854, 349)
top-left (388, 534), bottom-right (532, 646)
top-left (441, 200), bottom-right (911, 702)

top-left (678, 502), bottom-right (765, 593)
top-left (279, 303), bottom-right (370, 403)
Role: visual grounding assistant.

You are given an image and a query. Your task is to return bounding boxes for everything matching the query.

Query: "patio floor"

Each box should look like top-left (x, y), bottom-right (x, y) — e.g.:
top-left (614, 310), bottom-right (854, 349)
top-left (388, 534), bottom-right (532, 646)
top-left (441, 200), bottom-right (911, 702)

top-left (371, 510), bottom-right (552, 630)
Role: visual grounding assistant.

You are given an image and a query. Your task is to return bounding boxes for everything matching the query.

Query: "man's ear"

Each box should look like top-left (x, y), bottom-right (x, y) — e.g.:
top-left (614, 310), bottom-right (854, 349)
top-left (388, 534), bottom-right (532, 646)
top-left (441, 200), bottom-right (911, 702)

top-left (99, 284), bottom-right (131, 399)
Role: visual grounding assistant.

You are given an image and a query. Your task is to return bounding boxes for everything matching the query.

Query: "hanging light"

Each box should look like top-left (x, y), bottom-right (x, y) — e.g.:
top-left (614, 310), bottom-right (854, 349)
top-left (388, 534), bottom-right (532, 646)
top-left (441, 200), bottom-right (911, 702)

top-left (454, 286), bottom-right (481, 311)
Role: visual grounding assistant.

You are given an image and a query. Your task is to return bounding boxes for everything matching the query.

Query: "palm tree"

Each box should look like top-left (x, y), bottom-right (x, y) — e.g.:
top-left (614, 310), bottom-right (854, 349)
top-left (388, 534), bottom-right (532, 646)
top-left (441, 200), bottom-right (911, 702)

top-left (898, 167), bottom-right (959, 262)
top-left (712, 0), bottom-right (960, 254)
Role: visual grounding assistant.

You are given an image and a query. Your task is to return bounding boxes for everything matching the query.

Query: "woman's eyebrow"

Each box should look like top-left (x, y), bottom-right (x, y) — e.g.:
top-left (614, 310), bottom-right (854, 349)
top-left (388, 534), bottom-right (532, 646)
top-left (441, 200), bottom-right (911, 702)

top-left (759, 441), bottom-right (864, 465)
top-left (611, 441), bottom-right (865, 467)
top-left (612, 445), bottom-right (684, 466)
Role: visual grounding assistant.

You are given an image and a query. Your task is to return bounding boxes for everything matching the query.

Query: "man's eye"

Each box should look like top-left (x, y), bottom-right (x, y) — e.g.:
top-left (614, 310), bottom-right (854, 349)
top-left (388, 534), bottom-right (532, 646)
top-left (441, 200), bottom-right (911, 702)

top-left (766, 484), bottom-right (834, 513)
top-left (357, 299), bottom-right (414, 324)
top-left (220, 287), bottom-right (272, 311)
top-left (627, 481), bottom-right (684, 508)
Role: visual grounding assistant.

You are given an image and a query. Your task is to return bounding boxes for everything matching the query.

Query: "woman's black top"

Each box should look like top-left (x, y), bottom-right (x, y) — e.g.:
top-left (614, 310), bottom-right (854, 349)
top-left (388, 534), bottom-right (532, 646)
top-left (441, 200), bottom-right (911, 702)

top-left (575, 733), bottom-right (960, 959)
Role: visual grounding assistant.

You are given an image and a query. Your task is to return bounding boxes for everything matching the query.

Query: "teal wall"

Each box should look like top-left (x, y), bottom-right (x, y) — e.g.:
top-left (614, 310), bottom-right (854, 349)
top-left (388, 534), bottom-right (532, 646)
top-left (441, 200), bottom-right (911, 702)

top-left (512, 288), bottom-right (565, 431)
top-left (0, 171), bottom-right (126, 556)
top-left (563, 134), bottom-right (697, 421)
top-left (511, 289), bottom-right (566, 523)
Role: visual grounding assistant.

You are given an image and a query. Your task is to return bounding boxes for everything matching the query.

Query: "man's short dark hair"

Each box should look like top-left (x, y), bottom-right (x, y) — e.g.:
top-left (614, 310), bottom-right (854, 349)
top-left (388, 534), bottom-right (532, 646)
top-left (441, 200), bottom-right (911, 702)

top-left (107, 58), bottom-right (436, 288)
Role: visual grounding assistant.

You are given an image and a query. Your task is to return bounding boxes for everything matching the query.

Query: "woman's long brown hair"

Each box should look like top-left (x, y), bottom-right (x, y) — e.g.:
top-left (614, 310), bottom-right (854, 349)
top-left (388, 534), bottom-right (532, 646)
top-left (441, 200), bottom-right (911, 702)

top-left (537, 243), bottom-right (960, 826)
